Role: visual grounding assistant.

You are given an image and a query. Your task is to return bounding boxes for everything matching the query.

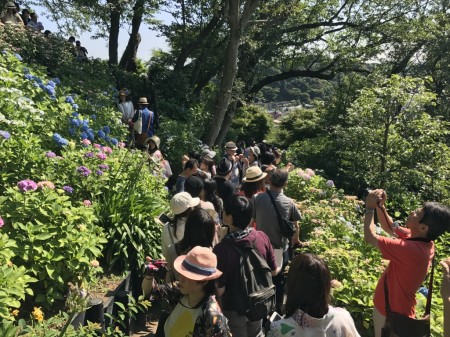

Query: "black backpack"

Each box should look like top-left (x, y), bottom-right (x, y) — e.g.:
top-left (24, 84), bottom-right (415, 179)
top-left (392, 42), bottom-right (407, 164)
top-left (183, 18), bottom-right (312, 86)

top-left (223, 239), bottom-right (276, 321)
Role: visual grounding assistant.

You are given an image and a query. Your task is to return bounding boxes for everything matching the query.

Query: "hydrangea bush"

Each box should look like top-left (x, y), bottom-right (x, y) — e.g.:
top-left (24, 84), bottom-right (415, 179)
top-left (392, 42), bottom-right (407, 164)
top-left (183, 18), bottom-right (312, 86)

top-left (0, 45), bottom-right (169, 320)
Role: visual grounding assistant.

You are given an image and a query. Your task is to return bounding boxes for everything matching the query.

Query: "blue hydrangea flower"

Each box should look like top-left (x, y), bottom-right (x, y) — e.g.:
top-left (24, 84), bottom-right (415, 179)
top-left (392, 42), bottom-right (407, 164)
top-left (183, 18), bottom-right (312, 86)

top-left (418, 287), bottom-right (428, 297)
top-left (80, 132), bottom-right (88, 140)
top-left (33, 76), bottom-right (43, 84)
top-left (65, 96), bottom-right (74, 104)
top-left (110, 138), bottom-right (118, 146)
top-left (52, 78), bottom-right (61, 85)
top-left (91, 114), bottom-right (96, 120)
top-left (53, 133), bottom-right (69, 146)
top-left (0, 130), bottom-right (11, 139)
top-left (72, 112), bottom-right (79, 117)
top-left (98, 130), bottom-right (106, 139)
top-left (102, 126), bottom-right (110, 134)
top-left (68, 127), bottom-right (76, 136)
top-left (23, 67), bottom-right (30, 73)
top-left (32, 81), bottom-right (39, 87)
top-left (70, 119), bottom-right (81, 128)
top-left (14, 53), bottom-right (23, 61)
top-left (47, 80), bottom-right (56, 88)
top-left (87, 130), bottom-right (95, 141)
top-left (72, 104), bottom-right (79, 110)
top-left (24, 73), bottom-right (33, 80)
top-left (105, 136), bottom-right (111, 142)
top-left (39, 83), bottom-right (46, 90)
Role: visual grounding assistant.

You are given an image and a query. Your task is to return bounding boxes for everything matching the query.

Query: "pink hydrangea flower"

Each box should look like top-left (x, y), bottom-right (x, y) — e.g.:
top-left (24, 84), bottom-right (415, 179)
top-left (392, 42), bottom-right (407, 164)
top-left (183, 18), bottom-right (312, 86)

top-left (93, 143), bottom-right (101, 149)
top-left (37, 181), bottom-right (55, 189)
top-left (83, 200), bottom-right (92, 207)
top-left (305, 168), bottom-right (315, 176)
top-left (97, 153), bottom-right (107, 160)
top-left (17, 179), bottom-right (38, 192)
top-left (102, 146), bottom-right (113, 154)
top-left (297, 169), bottom-right (311, 181)
top-left (118, 142), bottom-right (126, 148)
top-left (0, 217), bottom-right (4, 228)
top-left (81, 139), bottom-right (91, 146)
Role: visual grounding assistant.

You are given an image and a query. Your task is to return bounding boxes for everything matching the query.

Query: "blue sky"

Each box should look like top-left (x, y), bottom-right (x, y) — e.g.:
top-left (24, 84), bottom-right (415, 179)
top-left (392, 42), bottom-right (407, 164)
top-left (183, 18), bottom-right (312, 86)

top-left (32, 5), bottom-right (169, 61)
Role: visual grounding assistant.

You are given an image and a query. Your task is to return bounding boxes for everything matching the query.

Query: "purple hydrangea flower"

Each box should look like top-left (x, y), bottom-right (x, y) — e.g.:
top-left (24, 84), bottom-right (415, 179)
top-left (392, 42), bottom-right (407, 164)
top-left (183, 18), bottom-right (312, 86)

top-left (99, 164), bottom-right (109, 171)
top-left (77, 166), bottom-right (92, 176)
top-left (326, 180), bottom-right (335, 187)
top-left (96, 170), bottom-right (104, 176)
top-left (97, 153), bottom-right (107, 160)
top-left (84, 152), bottom-right (94, 158)
top-left (46, 151), bottom-right (56, 158)
top-left (0, 130), bottom-right (11, 139)
top-left (17, 179), bottom-right (38, 192)
top-left (62, 186), bottom-right (74, 194)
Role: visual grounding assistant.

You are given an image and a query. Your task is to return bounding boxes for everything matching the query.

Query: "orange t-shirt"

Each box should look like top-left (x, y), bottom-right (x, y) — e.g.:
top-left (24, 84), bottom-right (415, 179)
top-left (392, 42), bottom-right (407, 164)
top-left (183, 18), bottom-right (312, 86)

top-left (373, 233), bottom-right (434, 317)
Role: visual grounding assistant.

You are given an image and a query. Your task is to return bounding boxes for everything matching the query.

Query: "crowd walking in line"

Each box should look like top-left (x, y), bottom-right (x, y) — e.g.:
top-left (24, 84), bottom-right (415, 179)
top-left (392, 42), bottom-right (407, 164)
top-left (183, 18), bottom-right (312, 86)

top-left (2, 1), bottom-right (450, 333)
top-left (127, 93), bottom-right (450, 336)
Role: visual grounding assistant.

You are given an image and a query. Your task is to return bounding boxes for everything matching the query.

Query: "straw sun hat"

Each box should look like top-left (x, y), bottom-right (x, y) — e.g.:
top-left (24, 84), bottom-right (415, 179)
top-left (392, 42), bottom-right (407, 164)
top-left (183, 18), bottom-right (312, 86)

top-left (242, 166), bottom-right (267, 183)
top-left (173, 246), bottom-right (222, 281)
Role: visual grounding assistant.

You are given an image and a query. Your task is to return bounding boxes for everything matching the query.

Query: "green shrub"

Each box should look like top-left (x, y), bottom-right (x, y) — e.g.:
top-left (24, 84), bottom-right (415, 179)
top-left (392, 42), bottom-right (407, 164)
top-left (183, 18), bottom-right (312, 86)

top-left (0, 233), bottom-right (37, 320)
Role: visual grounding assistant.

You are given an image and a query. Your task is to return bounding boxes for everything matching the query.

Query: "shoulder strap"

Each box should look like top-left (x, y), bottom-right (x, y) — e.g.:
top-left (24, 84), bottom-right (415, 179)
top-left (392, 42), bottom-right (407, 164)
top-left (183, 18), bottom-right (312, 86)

top-left (425, 257), bottom-right (435, 315)
top-left (167, 222), bottom-right (176, 246)
top-left (267, 191), bottom-right (285, 226)
top-left (383, 272), bottom-right (391, 314)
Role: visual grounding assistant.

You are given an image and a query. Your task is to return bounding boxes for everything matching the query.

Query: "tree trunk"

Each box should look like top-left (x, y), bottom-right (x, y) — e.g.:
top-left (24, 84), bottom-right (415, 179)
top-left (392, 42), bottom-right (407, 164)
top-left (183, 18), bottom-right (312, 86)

top-left (204, 0), bottom-right (261, 146)
top-left (215, 101), bottom-right (238, 145)
top-left (119, 0), bottom-right (145, 70)
top-left (108, 4), bottom-right (121, 65)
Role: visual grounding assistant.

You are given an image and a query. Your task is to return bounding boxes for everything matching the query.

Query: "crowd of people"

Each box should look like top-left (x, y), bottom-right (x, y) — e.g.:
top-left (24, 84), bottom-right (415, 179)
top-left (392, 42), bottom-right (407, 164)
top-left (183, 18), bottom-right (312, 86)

top-left (115, 92), bottom-right (450, 336)
top-left (0, 1), bottom-right (89, 61)
top-left (2, 1), bottom-right (449, 331)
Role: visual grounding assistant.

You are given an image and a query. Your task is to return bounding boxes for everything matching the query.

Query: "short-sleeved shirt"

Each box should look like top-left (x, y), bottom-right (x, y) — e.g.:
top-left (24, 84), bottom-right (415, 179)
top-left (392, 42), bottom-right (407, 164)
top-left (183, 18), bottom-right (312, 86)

top-left (213, 229), bottom-right (277, 311)
top-left (132, 108), bottom-right (155, 137)
top-left (252, 191), bottom-right (301, 249)
top-left (373, 235), bottom-right (434, 317)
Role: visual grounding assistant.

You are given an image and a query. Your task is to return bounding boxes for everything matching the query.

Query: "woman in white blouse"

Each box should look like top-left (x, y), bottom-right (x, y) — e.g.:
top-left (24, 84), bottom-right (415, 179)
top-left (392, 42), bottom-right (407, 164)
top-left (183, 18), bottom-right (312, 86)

top-left (268, 253), bottom-right (360, 337)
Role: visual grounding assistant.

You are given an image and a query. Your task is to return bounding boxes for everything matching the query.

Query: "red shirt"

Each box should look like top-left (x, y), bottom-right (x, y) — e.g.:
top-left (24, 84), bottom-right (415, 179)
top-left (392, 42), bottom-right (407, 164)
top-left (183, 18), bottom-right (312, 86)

top-left (373, 232), bottom-right (434, 317)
